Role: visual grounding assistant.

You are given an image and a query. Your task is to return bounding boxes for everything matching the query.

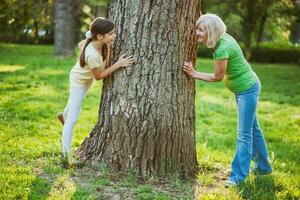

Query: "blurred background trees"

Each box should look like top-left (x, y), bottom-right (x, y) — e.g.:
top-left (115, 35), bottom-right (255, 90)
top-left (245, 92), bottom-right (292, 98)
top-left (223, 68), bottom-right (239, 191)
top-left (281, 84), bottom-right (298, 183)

top-left (0, 0), bottom-right (108, 45)
top-left (0, 0), bottom-right (299, 61)
top-left (200, 0), bottom-right (300, 62)
top-left (202, 0), bottom-right (300, 46)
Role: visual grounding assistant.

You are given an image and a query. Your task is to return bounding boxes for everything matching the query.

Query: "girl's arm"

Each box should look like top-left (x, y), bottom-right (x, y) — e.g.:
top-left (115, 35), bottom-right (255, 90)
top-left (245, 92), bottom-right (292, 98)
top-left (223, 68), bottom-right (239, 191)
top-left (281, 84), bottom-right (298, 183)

top-left (183, 60), bottom-right (227, 82)
top-left (92, 62), bottom-right (121, 80)
top-left (92, 54), bottom-right (134, 80)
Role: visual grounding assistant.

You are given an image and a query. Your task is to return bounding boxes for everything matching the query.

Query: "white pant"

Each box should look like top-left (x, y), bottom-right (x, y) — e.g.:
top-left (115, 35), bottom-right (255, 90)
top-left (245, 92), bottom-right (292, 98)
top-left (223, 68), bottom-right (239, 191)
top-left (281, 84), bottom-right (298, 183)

top-left (62, 79), bottom-right (93, 154)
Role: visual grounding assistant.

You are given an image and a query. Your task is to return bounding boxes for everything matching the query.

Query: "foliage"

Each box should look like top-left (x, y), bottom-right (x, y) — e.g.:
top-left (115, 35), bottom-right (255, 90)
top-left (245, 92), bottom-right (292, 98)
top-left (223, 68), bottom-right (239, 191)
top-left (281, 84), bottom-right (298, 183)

top-left (0, 0), bottom-right (55, 44)
top-left (202, 0), bottom-right (299, 55)
top-left (197, 42), bottom-right (300, 64)
top-left (251, 42), bottom-right (300, 63)
top-left (2, 0), bottom-right (299, 45)
top-left (0, 0), bottom-right (108, 44)
top-left (0, 43), bottom-right (299, 199)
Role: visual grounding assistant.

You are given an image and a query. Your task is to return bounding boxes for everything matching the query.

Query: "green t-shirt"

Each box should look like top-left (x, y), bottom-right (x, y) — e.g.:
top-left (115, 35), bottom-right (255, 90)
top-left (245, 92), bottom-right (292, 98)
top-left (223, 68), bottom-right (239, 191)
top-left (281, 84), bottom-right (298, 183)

top-left (213, 33), bottom-right (258, 93)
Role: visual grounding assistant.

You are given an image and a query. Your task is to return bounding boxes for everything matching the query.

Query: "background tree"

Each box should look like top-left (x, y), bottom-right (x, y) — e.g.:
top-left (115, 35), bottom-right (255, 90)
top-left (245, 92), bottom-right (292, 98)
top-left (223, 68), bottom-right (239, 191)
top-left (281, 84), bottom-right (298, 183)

top-left (54, 0), bottom-right (80, 57)
top-left (77, 0), bottom-right (201, 178)
top-left (289, 0), bottom-right (300, 45)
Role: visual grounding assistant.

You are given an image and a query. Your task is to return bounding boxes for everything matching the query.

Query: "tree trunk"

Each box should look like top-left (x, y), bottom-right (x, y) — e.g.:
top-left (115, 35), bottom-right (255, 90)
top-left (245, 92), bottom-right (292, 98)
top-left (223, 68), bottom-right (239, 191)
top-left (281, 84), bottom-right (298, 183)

top-left (77, 0), bottom-right (200, 178)
top-left (33, 19), bottom-right (39, 43)
top-left (255, 12), bottom-right (267, 46)
top-left (255, 0), bottom-right (273, 46)
top-left (290, 0), bottom-right (300, 45)
top-left (242, 0), bottom-right (256, 59)
top-left (54, 0), bottom-right (76, 57)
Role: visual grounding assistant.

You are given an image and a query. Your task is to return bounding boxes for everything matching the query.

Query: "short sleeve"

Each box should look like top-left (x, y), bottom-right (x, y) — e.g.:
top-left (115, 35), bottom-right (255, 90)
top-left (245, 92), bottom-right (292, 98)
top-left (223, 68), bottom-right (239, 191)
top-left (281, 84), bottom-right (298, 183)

top-left (213, 47), bottom-right (229, 60)
top-left (78, 40), bottom-right (86, 50)
top-left (86, 55), bottom-right (105, 70)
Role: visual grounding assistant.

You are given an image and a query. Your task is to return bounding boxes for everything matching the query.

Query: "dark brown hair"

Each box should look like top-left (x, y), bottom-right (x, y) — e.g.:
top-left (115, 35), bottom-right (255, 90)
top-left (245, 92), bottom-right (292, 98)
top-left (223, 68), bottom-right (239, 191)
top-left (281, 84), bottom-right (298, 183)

top-left (79, 17), bottom-right (115, 67)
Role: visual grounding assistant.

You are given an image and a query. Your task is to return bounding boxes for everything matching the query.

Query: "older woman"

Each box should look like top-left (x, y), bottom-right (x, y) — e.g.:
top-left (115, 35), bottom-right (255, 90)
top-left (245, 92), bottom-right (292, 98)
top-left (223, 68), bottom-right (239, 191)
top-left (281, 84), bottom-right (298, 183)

top-left (183, 14), bottom-right (272, 186)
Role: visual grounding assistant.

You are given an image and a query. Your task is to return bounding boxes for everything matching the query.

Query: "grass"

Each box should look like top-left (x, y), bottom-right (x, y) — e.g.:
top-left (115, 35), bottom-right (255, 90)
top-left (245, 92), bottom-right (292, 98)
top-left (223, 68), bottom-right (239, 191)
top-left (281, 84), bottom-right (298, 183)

top-left (0, 43), bottom-right (299, 199)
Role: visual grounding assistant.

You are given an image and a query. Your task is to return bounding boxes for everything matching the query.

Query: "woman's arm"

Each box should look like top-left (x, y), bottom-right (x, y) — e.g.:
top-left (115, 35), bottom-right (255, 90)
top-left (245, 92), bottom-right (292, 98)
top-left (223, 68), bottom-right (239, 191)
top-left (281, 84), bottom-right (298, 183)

top-left (92, 54), bottom-right (134, 80)
top-left (183, 60), bottom-right (227, 82)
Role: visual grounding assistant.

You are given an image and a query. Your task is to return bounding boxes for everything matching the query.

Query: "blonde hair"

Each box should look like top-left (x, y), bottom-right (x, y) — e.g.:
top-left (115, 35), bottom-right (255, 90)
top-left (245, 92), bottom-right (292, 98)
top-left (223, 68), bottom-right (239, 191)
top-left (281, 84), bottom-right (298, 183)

top-left (196, 14), bottom-right (226, 48)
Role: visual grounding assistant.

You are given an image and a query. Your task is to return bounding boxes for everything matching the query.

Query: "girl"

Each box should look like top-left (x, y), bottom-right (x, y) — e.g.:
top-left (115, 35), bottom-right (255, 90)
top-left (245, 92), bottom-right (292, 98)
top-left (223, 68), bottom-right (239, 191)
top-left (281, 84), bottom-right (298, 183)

top-left (183, 14), bottom-right (272, 186)
top-left (57, 17), bottom-right (134, 161)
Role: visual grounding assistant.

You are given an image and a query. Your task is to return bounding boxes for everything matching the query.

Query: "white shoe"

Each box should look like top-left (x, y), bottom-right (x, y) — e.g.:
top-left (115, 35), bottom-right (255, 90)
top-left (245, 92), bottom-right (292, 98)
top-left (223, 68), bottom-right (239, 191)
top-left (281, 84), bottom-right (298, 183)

top-left (224, 180), bottom-right (237, 188)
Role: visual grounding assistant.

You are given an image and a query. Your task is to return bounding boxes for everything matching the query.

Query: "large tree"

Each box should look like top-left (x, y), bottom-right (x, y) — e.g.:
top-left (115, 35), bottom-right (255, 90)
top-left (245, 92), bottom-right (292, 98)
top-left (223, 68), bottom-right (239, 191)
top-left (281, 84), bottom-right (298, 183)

top-left (77, 0), bottom-right (200, 178)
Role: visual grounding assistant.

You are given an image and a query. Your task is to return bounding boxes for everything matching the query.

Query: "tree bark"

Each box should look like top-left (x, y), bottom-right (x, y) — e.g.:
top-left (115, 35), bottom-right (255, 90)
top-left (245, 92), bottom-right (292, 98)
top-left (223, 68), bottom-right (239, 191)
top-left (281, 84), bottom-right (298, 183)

top-left (54, 0), bottom-right (76, 57)
top-left (77, 0), bottom-right (200, 178)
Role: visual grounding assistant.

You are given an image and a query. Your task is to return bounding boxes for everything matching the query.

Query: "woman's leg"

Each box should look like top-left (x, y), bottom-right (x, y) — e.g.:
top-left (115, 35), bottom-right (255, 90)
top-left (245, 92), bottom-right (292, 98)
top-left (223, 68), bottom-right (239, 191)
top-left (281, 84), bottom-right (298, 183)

top-left (229, 88), bottom-right (258, 183)
top-left (252, 115), bottom-right (272, 173)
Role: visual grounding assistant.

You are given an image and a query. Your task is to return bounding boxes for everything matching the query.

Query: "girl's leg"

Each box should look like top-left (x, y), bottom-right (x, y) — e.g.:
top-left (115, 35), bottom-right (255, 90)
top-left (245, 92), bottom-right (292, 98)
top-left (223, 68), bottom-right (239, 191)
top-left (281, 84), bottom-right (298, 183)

top-left (63, 98), bottom-right (70, 120)
top-left (229, 89), bottom-right (258, 183)
top-left (61, 82), bottom-right (92, 155)
top-left (252, 115), bottom-right (272, 173)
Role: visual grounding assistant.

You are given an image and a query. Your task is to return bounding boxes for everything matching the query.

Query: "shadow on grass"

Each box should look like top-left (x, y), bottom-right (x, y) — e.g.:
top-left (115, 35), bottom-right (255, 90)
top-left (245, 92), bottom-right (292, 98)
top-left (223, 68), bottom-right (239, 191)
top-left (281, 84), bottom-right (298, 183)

top-left (28, 176), bottom-right (54, 200)
top-left (198, 58), bottom-right (300, 106)
top-left (1, 43), bottom-right (299, 200)
top-left (237, 175), bottom-right (276, 200)
top-left (196, 89), bottom-right (300, 174)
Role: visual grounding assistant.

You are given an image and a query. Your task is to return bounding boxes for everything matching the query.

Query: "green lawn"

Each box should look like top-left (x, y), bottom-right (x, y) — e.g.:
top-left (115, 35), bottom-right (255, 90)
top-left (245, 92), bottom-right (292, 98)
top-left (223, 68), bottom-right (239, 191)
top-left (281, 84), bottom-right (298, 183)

top-left (0, 43), bottom-right (299, 199)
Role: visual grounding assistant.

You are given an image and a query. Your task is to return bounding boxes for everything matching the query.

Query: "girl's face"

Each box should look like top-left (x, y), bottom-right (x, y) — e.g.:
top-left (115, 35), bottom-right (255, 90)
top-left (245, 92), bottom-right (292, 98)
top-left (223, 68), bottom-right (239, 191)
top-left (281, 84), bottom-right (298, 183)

top-left (99, 29), bottom-right (116, 46)
top-left (196, 24), bottom-right (207, 43)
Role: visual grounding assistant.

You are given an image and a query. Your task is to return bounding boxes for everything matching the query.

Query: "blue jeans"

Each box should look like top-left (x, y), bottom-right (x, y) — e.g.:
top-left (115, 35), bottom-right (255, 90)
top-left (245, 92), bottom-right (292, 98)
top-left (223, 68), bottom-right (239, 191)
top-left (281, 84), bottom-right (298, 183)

top-left (229, 81), bottom-right (272, 183)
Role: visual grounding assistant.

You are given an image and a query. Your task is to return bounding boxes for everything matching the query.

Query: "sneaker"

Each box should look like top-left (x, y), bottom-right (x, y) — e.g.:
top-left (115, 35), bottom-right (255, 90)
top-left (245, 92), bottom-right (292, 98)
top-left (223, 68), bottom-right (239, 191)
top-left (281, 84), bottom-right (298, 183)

top-left (57, 112), bottom-right (65, 125)
top-left (224, 180), bottom-right (237, 188)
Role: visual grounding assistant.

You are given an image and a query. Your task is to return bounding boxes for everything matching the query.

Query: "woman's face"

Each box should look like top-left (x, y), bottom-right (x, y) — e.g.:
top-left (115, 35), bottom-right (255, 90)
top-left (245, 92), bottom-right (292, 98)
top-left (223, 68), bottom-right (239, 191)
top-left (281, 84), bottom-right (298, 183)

top-left (196, 24), bottom-right (207, 43)
top-left (102, 29), bottom-right (116, 46)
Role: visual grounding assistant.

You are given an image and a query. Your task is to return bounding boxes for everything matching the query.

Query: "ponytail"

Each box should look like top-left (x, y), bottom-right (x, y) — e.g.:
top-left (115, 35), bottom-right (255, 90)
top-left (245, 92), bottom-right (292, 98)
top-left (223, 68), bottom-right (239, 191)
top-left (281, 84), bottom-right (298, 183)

top-left (102, 44), bottom-right (108, 63)
top-left (102, 44), bottom-right (113, 68)
top-left (106, 46), bottom-right (112, 68)
top-left (79, 38), bottom-right (92, 67)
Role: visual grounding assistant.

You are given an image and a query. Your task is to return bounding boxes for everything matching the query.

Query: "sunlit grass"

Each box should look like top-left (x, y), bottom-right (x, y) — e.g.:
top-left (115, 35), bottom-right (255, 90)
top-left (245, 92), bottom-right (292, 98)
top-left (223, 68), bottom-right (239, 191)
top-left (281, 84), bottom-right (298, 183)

top-left (47, 174), bottom-right (76, 200)
top-left (194, 58), bottom-right (300, 199)
top-left (0, 64), bottom-right (25, 72)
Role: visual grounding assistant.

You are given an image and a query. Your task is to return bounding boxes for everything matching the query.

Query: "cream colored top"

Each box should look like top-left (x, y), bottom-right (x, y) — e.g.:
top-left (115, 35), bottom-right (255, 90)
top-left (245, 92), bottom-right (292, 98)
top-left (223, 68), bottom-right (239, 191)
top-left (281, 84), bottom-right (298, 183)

top-left (70, 42), bottom-right (105, 85)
